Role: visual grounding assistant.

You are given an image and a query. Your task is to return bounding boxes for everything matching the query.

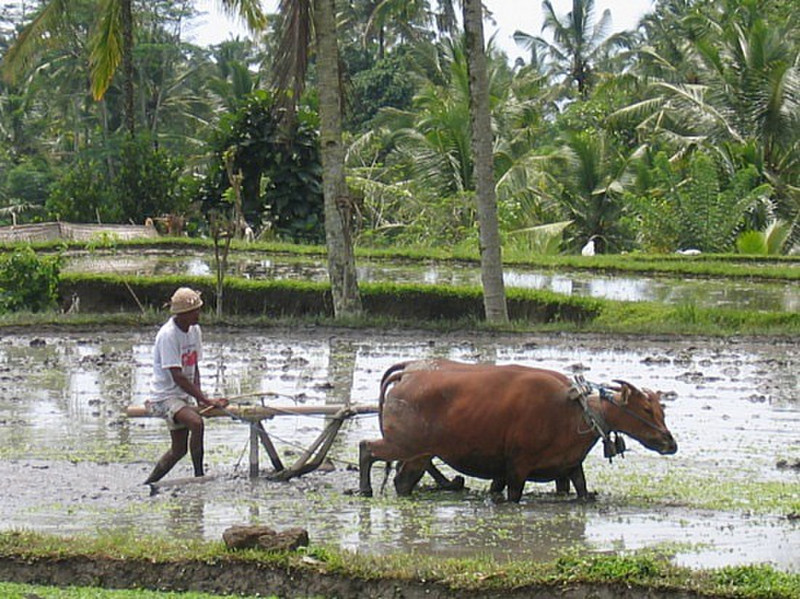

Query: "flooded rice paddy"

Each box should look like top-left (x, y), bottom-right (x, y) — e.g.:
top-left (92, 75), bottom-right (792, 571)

top-left (63, 249), bottom-right (800, 312)
top-left (0, 327), bottom-right (797, 572)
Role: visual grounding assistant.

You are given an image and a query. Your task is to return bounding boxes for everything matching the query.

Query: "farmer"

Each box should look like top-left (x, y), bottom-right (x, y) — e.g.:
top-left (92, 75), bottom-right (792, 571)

top-left (144, 287), bottom-right (228, 484)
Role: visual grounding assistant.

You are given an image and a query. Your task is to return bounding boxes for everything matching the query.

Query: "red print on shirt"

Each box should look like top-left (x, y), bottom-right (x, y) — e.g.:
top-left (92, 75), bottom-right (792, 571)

top-left (182, 350), bottom-right (198, 368)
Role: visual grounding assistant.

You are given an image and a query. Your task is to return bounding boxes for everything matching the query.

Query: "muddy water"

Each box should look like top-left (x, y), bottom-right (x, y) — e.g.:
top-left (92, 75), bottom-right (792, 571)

top-left (0, 327), bottom-right (797, 572)
top-left (62, 250), bottom-right (800, 312)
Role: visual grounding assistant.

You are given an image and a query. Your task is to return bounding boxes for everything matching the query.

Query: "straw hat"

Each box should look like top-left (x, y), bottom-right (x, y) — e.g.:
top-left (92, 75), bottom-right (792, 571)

top-left (170, 287), bottom-right (203, 314)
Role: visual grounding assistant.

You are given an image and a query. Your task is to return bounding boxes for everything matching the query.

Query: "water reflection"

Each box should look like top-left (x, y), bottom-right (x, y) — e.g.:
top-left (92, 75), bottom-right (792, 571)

top-left (62, 250), bottom-right (799, 312)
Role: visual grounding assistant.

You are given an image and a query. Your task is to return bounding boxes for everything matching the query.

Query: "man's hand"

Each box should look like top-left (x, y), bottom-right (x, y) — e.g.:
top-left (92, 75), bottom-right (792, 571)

top-left (208, 397), bottom-right (229, 409)
top-left (197, 397), bottom-right (228, 415)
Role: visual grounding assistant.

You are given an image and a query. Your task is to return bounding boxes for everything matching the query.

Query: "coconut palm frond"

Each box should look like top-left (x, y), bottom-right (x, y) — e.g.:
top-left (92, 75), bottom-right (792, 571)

top-left (271, 0), bottom-right (312, 114)
top-left (2, 0), bottom-right (71, 84)
top-left (655, 81), bottom-right (744, 143)
top-left (507, 220), bottom-right (573, 255)
top-left (90, 0), bottom-right (123, 101)
top-left (221, 0), bottom-right (268, 31)
top-left (607, 96), bottom-right (666, 127)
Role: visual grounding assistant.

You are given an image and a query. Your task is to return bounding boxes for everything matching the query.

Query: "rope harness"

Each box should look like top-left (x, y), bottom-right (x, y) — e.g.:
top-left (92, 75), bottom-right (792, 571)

top-left (571, 375), bottom-right (626, 462)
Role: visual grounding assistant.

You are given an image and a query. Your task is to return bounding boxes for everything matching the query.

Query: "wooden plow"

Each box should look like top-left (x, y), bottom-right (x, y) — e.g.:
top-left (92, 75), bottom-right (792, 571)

top-left (126, 403), bottom-right (378, 480)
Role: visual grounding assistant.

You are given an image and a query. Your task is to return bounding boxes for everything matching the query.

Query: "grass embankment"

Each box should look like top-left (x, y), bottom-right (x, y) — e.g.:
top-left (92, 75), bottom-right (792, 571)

top-left (47, 271), bottom-right (800, 337)
top-left (3, 237), bottom-right (790, 336)
top-left (0, 531), bottom-right (797, 599)
top-left (12, 236), bottom-right (800, 280)
top-left (0, 582), bottom-right (260, 599)
top-left (3, 237), bottom-right (796, 336)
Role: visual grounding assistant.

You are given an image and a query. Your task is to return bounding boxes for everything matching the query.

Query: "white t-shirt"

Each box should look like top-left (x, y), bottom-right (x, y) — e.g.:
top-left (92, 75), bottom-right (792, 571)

top-left (151, 317), bottom-right (203, 402)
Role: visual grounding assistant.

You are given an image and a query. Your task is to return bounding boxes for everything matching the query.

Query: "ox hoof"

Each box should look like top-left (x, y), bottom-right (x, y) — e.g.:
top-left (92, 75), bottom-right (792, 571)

top-left (359, 489), bottom-right (374, 498)
top-left (575, 492), bottom-right (597, 503)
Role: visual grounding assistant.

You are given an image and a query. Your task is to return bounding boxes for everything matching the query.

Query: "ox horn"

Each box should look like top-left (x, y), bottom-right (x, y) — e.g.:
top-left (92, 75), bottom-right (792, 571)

top-left (612, 379), bottom-right (641, 405)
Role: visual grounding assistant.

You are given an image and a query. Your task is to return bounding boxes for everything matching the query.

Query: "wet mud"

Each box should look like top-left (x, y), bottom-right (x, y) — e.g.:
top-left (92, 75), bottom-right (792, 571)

top-left (0, 326), bottom-right (797, 574)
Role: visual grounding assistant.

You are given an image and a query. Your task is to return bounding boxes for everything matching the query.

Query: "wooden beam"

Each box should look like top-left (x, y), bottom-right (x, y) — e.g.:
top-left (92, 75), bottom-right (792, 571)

top-left (269, 408), bottom-right (348, 482)
top-left (126, 404), bottom-right (377, 420)
top-left (130, 403), bottom-right (378, 482)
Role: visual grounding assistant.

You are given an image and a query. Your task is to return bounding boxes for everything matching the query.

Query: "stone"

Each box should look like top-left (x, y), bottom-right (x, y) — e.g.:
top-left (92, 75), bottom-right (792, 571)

top-left (257, 527), bottom-right (309, 552)
top-left (223, 524), bottom-right (309, 552)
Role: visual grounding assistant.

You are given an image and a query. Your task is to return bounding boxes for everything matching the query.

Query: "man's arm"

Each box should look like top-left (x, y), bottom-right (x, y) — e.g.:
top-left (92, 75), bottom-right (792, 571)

top-left (168, 366), bottom-right (228, 408)
top-left (170, 367), bottom-right (232, 410)
top-left (168, 366), bottom-right (209, 405)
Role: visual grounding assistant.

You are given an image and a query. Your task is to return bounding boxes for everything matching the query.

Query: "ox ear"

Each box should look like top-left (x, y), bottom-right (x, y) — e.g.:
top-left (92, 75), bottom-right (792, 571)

top-left (612, 379), bottom-right (640, 405)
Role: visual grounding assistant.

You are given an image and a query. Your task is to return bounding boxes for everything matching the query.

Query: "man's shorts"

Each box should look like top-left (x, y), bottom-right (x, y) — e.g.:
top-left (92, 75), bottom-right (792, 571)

top-left (146, 397), bottom-right (193, 430)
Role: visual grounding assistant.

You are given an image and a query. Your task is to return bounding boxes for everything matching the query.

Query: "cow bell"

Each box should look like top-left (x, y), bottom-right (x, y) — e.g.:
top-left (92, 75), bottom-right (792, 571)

top-left (603, 433), bottom-right (627, 462)
top-left (614, 432), bottom-right (626, 457)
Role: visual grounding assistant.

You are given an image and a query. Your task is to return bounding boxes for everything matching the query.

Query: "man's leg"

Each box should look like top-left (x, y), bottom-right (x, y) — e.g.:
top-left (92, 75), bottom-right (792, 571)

top-left (144, 428), bottom-right (189, 484)
top-left (174, 406), bottom-right (206, 477)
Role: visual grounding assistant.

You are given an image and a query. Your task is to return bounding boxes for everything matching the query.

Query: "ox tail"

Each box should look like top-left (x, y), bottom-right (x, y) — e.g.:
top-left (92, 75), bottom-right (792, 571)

top-left (378, 361), bottom-right (411, 434)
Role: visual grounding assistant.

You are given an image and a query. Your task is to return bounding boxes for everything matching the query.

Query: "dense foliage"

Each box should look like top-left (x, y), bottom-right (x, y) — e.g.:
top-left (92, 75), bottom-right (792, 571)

top-left (0, 0), bottom-right (797, 255)
top-left (0, 246), bottom-right (61, 312)
top-left (201, 90), bottom-right (324, 243)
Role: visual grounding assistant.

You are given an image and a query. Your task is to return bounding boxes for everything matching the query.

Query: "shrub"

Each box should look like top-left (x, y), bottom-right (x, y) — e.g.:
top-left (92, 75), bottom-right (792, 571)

top-left (0, 247), bottom-right (62, 313)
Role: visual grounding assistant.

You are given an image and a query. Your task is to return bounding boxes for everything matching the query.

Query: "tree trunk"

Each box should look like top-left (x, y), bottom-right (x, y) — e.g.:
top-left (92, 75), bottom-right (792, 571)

top-left (312, 0), bottom-right (362, 317)
top-left (121, 0), bottom-right (135, 136)
top-left (463, 0), bottom-right (508, 323)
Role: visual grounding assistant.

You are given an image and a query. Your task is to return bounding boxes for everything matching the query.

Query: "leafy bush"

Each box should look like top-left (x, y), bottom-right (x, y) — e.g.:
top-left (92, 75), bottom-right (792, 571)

top-left (46, 156), bottom-right (112, 223)
top-left (46, 136), bottom-right (187, 225)
top-left (113, 136), bottom-right (188, 225)
top-left (736, 220), bottom-right (791, 255)
top-left (0, 247), bottom-right (62, 313)
top-left (629, 152), bottom-right (772, 253)
top-left (203, 90), bottom-right (324, 243)
top-left (3, 158), bottom-right (54, 209)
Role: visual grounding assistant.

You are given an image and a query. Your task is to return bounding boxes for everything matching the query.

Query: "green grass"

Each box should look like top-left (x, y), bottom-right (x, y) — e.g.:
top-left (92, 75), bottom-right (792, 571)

top-left (0, 582), bottom-right (278, 599)
top-left (0, 531), bottom-right (797, 598)
top-left (2, 239), bottom-right (795, 336)
top-left (587, 463), bottom-right (800, 515)
top-left (1, 298), bottom-right (798, 338)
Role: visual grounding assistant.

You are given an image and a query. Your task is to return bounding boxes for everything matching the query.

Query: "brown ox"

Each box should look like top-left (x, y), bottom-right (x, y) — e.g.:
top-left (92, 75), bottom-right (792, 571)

top-left (359, 359), bottom-right (677, 502)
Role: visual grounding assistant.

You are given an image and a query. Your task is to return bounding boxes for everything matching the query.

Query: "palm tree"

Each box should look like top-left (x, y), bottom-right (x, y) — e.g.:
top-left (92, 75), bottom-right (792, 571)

top-left (1, 1), bottom-right (100, 156)
top-left (552, 129), bottom-right (634, 253)
top-left (272, 0), bottom-right (362, 317)
top-left (617, 0), bottom-right (799, 241)
top-left (3, 0), bottom-right (266, 137)
top-left (514, 0), bottom-right (632, 99)
top-left (348, 0), bottom-right (432, 60)
top-left (351, 35), bottom-right (542, 256)
top-left (463, 0), bottom-right (507, 323)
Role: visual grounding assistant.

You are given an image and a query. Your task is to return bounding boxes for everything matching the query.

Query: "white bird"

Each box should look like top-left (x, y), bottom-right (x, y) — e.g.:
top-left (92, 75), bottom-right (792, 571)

top-left (676, 248), bottom-right (701, 256)
top-left (581, 236), bottom-right (598, 256)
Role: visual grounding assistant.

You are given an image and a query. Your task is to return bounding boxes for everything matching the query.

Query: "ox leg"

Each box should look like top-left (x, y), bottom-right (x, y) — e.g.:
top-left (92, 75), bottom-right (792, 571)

top-left (555, 476), bottom-right (571, 495)
top-left (394, 458), bottom-right (428, 496)
top-left (503, 467), bottom-right (527, 503)
top-left (426, 460), bottom-right (465, 492)
top-left (489, 478), bottom-right (506, 495)
top-left (506, 477), bottom-right (526, 503)
top-left (568, 464), bottom-right (595, 500)
top-left (359, 439), bottom-right (379, 497)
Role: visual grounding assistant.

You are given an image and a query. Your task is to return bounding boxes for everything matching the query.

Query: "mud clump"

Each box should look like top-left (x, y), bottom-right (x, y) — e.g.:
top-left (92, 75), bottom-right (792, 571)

top-left (222, 524), bottom-right (309, 552)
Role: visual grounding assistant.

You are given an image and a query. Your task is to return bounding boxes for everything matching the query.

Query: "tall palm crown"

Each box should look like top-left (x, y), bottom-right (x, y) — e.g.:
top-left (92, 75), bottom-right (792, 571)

top-left (515, 0), bottom-right (630, 98)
